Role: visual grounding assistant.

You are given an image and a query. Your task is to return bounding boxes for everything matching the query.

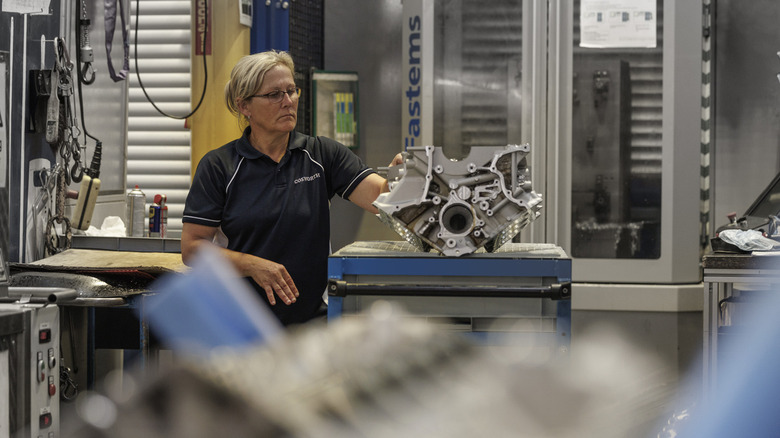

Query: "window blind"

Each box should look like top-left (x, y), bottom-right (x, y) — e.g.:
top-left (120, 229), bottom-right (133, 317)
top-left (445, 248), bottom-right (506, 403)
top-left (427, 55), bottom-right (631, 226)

top-left (128, 0), bottom-right (192, 237)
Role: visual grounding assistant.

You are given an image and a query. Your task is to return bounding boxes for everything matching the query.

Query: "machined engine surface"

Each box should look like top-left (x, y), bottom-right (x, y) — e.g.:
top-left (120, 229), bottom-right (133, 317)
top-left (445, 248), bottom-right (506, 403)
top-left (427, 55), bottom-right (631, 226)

top-left (374, 145), bottom-right (543, 256)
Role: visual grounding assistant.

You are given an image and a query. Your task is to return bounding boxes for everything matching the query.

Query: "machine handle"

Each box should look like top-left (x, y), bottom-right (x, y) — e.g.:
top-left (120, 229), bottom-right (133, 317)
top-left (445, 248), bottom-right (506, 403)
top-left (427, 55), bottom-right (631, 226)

top-left (327, 280), bottom-right (571, 300)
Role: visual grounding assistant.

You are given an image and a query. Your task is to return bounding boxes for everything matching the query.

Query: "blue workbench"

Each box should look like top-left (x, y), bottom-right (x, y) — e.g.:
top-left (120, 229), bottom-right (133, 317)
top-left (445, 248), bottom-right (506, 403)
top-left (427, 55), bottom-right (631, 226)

top-left (327, 241), bottom-right (571, 358)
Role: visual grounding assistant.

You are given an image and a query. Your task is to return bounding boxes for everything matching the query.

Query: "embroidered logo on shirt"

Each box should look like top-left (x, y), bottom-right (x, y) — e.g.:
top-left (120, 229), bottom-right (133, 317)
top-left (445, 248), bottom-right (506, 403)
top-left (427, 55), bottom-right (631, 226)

top-left (294, 172), bottom-right (321, 184)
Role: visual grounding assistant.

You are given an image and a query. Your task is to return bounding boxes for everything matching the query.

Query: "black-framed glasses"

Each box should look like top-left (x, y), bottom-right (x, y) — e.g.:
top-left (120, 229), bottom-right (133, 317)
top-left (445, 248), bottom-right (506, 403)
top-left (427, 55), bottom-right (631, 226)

top-left (251, 88), bottom-right (301, 104)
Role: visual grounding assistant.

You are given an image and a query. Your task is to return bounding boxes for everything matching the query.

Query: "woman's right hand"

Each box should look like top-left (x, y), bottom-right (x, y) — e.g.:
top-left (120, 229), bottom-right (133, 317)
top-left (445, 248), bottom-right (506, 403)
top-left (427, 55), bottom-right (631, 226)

top-left (182, 223), bottom-right (299, 306)
top-left (245, 255), bottom-right (299, 306)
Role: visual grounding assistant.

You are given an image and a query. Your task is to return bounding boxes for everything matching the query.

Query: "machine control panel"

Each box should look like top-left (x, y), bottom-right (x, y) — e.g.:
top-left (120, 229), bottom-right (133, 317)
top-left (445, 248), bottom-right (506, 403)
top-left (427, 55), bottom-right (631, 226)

top-left (31, 306), bottom-right (60, 437)
top-left (0, 303), bottom-right (60, 437)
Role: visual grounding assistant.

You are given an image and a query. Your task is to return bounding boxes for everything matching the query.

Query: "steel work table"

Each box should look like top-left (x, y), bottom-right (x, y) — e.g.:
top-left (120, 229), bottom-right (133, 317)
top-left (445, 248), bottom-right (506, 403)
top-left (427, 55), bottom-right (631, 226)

top-left (9, 247), bottom-right (186, 389)
top-left (702, 252), bottom-right (780, 400)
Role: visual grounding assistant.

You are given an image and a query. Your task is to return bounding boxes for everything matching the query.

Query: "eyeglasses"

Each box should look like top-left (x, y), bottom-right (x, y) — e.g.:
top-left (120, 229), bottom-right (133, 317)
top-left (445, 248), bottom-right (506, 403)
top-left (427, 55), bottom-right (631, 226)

top-left (251, 88), bottom-right (301, 104)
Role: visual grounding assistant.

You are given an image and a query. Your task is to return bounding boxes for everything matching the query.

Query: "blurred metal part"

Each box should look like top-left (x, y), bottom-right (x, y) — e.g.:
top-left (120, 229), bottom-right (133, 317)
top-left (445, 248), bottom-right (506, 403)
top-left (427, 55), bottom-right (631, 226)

top-left (62, 302), bottom-right (676, 438)
top-left (62, 369), bottom-right (292, 438)
top-left (374, 145), bottom-right (543, 256)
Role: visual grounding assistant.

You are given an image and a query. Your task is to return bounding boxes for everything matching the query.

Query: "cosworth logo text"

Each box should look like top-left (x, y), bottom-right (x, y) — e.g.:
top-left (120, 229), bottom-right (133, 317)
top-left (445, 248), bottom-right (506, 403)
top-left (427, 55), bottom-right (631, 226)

top-left (294, 173), bottom-right (321, 184)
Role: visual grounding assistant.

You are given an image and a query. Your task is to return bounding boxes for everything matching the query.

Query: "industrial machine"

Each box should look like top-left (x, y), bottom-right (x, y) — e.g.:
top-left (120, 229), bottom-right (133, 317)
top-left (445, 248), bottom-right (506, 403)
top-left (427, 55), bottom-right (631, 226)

top-left (717, 171), bottom-right (780, 235)
top-left (0, 302), bottom-right (61, 438)
top-left (395, 0), bottom-right (704, 395)
top-left (374, 144), bottom-right (543, 256)
top-left (0, 181), bottom-right (71, 437)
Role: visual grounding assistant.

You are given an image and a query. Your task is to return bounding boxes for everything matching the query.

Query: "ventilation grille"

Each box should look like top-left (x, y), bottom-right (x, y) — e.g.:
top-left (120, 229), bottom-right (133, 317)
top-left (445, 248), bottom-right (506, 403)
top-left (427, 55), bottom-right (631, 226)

top-left (289, 0), bottom-right (324, 135)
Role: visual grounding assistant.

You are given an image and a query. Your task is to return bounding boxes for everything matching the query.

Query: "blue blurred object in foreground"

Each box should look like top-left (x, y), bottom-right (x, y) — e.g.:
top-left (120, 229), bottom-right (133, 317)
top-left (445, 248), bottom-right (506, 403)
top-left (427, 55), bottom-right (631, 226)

top-left (143, 245), bottom-right (283, 355)
top-left (681, 272), bottom-right (780, 436)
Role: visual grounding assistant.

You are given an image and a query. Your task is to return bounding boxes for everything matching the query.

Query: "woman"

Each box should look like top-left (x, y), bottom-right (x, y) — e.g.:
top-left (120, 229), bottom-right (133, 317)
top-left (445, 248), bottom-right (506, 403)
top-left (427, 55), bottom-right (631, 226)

top-left (181, 50), bottom-right (396, 325)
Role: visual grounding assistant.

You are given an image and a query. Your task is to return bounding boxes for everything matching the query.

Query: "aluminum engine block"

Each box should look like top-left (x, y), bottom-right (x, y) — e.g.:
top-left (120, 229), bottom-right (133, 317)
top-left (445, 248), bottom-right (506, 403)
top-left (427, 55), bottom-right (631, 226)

top-left (374, 145), bottom-right (543, 256)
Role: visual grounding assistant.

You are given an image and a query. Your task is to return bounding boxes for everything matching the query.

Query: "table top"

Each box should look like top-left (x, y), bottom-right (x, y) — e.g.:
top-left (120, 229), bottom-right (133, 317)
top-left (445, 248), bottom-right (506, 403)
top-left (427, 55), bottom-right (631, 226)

top-left (8, 249), bottom-right (188, 301)
top-left (702, 251), bottom-right (780, 271)
top-left (332, 241), bottom-right (569, 259)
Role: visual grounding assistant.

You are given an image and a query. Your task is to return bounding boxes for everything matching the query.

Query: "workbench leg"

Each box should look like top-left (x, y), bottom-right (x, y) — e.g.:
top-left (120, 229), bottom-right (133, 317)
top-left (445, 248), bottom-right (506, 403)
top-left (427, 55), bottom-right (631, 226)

top-left (87, 307), bottom-right (96, 390)
top-left (556, 300), bottom-right (571, 357)
top-left (703, 281), bottom-right (724, 402)
top-left (327, 296), bottom-right (344, 321)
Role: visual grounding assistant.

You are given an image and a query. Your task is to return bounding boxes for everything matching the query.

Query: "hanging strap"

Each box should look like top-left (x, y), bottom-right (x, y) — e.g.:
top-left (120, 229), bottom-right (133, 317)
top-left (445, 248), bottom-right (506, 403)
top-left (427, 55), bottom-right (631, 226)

top-left (104, 0), bottom-right (129, 82)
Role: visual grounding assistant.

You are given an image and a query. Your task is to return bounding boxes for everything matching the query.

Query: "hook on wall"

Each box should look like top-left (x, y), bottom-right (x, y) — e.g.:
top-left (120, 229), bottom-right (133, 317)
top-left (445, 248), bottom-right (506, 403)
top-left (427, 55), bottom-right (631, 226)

top-left (776, 51), bottom-right (780, 85)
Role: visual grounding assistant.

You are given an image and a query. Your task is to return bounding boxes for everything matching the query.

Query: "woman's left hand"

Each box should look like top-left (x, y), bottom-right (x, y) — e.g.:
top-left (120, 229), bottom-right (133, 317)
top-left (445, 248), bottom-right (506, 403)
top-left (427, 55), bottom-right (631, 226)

top-left (389, 153), bottom-right (404, 167)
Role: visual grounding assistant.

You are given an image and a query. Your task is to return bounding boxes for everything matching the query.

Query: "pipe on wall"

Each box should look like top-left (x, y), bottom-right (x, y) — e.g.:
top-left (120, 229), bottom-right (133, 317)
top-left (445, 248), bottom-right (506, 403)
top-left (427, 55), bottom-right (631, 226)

top-left (189, 0), bottom-right (251, 177)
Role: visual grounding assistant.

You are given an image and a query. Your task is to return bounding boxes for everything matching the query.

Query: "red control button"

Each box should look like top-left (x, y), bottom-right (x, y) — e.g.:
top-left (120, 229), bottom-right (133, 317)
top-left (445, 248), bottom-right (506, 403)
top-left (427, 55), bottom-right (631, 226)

top-left (39, 329), bottom-right (51, 343)
top-left (48, 376), bottom-right (56, 396)
top-left (39, 412), bottom-right (52, 428)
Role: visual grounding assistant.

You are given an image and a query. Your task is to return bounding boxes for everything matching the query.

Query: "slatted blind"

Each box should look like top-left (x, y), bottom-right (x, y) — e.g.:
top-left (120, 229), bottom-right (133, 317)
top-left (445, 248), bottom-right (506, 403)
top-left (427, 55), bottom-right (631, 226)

top-left (459, 0), bottom-right (522, 148)
top-left (573, 0), bottom-right (664, 178)
top-left (127, 0), bottom-right (192, 238)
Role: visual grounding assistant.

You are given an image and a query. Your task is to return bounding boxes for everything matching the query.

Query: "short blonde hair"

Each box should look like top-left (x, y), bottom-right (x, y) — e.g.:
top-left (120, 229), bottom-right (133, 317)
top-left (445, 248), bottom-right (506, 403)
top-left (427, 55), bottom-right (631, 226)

top-left (224, 50), bottom-right (296, 127)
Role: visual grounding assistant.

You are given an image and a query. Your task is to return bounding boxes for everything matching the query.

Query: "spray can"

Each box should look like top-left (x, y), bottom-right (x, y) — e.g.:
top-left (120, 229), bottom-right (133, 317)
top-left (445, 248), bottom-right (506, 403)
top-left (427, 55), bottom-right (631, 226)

top-left (125, 185), bottom-right (146, 237)
top-left (154, 194), bottom-right (168, 238)
top-left (149, 198), bottom-right (161, 238)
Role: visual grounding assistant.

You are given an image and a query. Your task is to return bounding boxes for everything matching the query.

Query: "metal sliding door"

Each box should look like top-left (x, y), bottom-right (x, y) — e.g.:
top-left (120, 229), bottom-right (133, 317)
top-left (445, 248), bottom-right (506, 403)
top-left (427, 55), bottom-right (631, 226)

top-left (549, 0), bottom-right (702, 284)
top-left (403, 0), bottom-right (702, 284)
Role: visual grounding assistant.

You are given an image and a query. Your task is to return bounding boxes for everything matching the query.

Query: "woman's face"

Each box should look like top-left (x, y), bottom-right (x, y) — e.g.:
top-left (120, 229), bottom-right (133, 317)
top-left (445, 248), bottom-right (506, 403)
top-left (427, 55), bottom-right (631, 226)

top-left (241, 65), bottom-right (298, 137)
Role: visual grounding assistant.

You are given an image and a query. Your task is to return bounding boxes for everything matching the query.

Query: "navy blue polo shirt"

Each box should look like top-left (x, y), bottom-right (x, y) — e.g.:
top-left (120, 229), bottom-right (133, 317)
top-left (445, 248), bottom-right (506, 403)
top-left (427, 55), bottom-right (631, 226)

top-left (183, 128), bottom-right (375, 325)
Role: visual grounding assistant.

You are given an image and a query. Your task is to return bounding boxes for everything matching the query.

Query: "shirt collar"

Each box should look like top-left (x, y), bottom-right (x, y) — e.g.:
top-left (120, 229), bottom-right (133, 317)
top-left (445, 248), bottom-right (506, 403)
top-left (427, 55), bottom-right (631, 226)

top-left (235, 128), bottom-right (305, 159)
top-left (288, 130), bottom-right (306, 151)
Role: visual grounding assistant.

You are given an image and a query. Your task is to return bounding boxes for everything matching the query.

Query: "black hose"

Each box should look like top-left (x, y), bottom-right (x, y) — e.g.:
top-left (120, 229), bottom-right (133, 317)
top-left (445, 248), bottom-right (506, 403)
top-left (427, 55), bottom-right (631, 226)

top-left (133, 0), bottom-right (209, 120)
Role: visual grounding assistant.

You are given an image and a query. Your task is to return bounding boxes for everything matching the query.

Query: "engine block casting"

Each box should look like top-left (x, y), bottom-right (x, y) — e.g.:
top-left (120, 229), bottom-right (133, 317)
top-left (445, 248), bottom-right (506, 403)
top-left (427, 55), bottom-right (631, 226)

top-left (374, 145), bottom-right (543, 256)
